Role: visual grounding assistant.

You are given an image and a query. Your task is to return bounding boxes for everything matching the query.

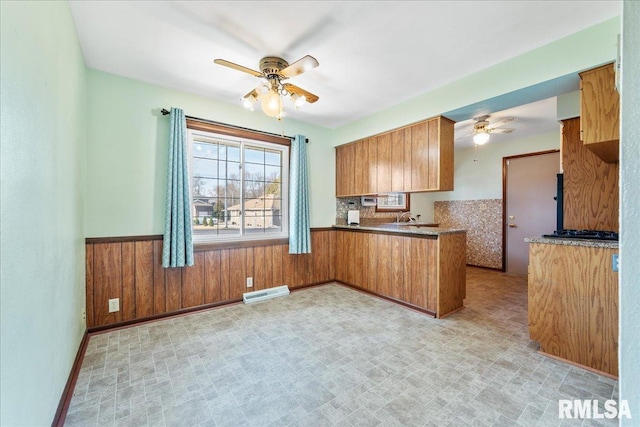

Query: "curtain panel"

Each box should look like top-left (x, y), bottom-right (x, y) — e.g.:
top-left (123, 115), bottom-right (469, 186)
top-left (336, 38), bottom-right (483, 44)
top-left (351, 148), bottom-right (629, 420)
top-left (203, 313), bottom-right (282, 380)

top-left (162, 107), bottom-right (194, 267)
top-left (289, 135), bottom-right (311, 254)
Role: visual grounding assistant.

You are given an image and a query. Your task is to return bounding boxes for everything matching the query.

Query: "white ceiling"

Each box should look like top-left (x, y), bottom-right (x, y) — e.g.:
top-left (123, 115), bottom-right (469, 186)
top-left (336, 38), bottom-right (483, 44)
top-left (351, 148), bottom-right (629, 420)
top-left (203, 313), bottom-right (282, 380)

top-left (69, 0), bottom-right (620, 140)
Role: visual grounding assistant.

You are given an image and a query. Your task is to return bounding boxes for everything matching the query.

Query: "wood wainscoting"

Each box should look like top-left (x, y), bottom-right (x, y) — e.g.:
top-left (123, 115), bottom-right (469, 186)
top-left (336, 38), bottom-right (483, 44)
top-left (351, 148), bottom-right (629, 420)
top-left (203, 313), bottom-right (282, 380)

top-left (86, 229), bottom-right (336, 329)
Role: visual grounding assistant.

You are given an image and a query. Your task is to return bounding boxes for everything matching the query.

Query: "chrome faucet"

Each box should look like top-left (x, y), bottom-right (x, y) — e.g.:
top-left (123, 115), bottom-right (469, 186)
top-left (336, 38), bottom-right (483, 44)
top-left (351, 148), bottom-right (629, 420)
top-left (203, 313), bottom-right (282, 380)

top-left (396, 212), bottom-right (415, 223)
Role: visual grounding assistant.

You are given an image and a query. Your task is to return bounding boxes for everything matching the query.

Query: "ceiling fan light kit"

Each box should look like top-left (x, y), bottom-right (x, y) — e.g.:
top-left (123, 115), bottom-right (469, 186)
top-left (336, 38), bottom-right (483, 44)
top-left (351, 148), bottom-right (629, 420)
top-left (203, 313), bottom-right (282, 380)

top-left (214, 55), bottom-right (320, 120)
top-left (473, 131), bottom-right (491, 145)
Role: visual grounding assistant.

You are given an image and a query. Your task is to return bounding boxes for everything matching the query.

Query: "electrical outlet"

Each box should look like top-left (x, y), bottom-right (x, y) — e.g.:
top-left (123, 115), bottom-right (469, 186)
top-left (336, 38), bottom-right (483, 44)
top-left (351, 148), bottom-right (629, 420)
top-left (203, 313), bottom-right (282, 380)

top-left (612, 254), bottom-right (619, 272)
top-left (246, 277), bottom-right (253, 288)
top-left (81, 310), bottom-right (86, 325)
top-left (108, 298), bottom-right (120, 313)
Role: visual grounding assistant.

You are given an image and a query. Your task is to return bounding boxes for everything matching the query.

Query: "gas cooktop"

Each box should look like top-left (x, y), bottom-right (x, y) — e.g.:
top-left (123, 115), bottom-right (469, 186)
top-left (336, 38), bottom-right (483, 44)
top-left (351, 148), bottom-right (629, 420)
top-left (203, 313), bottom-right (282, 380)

top-left (543, 229), bottom-right (619, 241)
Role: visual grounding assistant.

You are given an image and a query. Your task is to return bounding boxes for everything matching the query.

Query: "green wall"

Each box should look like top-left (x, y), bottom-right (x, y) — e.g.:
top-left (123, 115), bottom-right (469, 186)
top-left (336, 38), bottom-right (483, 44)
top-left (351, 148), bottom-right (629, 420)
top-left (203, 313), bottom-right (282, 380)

top-left (620, 1), bottom-right (640, 422)
top-left (0, 1), bottom-right (87, 425)
top-left (85, 70), bottom-right (335, 236)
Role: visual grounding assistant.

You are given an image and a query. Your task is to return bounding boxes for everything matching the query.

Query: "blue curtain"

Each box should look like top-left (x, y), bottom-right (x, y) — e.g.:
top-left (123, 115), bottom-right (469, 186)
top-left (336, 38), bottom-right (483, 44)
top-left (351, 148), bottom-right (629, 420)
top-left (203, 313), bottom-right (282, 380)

top-left (289, 135), bottom-right (311, 254)
top-left (162, 107), bottom-right (194, 267)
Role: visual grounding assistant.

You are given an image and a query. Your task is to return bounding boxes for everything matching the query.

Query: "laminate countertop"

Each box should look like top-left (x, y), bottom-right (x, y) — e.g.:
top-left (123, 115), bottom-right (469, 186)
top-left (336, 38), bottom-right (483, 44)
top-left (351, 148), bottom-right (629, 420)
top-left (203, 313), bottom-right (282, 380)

top-left (332, 223), bottom-right (467, 236)
top-left (525, 236), bottom-right (619, 249)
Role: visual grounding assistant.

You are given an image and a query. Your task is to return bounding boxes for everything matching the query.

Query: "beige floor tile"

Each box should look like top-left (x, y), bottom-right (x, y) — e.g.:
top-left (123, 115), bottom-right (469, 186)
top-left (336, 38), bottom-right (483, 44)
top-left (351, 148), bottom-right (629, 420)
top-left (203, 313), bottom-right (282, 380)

top-left (65, 267), bottom-right (618, 426)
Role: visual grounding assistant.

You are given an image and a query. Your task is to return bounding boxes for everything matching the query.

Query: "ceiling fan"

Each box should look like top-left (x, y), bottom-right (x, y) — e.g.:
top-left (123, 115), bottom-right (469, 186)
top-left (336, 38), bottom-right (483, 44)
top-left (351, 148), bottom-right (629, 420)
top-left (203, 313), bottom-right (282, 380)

top-left (214, 55), bottom-right (319, 119)
top-left (457, 115), bottom-right (517, 145)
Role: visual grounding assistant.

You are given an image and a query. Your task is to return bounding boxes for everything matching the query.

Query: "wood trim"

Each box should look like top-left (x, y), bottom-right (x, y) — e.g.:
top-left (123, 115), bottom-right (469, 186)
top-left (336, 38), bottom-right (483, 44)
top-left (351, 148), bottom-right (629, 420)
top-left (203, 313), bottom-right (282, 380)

top-left (501, 149), bottom-right (560, 272)
top-left (310, 227), bottom-right (335, 232)
top-left (86, 235), bottom-right (162, 244)
top-left (51, 330), bottom-right (89, 427)
top-left (186, 118), bottom-right (291, 146)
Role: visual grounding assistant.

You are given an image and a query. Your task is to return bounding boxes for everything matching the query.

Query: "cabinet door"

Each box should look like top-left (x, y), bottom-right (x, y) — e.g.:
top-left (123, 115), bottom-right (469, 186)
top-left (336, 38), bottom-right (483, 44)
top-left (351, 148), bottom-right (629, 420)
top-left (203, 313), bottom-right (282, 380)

top-left (376, 133), bottom-right (391, 193)
top-left (403, 237), bottom-right (437, 311)
top-left (354, 140), bottom-right (367, 195)
top-left (402, 127), bottom-right (412, 192)
top-left (363, 232), bottom-right (376, 291)
top-left (335, 143), bottom-right (356, 197)
top-left (389, 236), bottom-right (404, 300)
top-left (410, 121), bottom-right (429, 191)
top-left (410, 117), bottom-right (454, 192)
top-left (390, 128), bottom-right (408, 192)
top-left (579, 63), bottom-right (619, 163)
top-left (437, 117), bottom-right (455, 191)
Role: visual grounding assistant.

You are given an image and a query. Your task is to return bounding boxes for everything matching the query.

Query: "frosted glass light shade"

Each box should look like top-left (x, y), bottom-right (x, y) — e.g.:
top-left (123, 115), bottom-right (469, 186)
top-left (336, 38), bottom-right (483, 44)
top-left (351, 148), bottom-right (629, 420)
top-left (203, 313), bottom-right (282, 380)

top-left (261, 91), bottom-right (282, 117)
top-left (474, 132), bottom-right (490, 145)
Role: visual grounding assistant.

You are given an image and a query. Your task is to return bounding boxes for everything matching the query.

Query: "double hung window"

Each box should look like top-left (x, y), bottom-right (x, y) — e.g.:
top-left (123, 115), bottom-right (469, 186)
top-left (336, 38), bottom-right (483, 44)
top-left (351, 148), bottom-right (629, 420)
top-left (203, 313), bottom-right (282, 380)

top-left (189, 129), bottom-right (289, 243)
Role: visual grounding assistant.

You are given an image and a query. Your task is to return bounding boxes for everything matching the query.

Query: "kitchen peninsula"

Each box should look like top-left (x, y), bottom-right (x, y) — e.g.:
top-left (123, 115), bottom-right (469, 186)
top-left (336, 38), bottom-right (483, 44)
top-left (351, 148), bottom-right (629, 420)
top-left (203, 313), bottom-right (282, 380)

top-left (527, 236), bottom-right (619, 377)
top-left (333, 223), bottom-right (467, 318)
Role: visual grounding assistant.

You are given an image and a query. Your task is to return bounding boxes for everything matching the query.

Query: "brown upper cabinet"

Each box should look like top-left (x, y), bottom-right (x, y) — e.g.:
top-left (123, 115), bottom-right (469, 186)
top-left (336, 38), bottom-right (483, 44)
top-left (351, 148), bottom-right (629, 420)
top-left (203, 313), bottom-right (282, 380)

top-left (335, 116), bottom-right (454, 197)
top-left (579, 63), bottom-right (619, 163)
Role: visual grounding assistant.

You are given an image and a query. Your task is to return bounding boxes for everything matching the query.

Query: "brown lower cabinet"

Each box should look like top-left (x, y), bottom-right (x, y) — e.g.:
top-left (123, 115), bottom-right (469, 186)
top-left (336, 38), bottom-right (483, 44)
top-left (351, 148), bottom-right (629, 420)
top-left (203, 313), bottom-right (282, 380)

top-left (334, 229), bottom-right (466, 318)
top-left (528, 242), bottom-right (618, 377)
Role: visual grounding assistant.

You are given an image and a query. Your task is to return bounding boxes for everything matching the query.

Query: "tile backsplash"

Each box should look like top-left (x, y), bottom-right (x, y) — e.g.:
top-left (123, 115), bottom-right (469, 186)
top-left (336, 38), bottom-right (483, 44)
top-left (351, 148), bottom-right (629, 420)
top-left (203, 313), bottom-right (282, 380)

top-left (434, 199), bottom-right (503, 269)
top-left (335, 197), bottom-right (397, 225)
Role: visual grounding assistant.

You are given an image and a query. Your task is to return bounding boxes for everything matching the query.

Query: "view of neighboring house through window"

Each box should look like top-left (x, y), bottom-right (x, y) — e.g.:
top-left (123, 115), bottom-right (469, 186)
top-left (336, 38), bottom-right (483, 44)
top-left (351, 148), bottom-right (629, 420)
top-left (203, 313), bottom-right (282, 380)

top-left (189, 130), bottom-right (288, 242)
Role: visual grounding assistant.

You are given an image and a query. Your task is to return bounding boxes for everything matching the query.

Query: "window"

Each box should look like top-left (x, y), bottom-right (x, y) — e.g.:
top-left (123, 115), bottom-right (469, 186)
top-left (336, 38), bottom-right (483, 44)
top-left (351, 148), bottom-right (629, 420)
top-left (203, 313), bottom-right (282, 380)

top-left (375, 193), bottom-right (410, 212)
top-left (188, 129), bottom-right (289, 243)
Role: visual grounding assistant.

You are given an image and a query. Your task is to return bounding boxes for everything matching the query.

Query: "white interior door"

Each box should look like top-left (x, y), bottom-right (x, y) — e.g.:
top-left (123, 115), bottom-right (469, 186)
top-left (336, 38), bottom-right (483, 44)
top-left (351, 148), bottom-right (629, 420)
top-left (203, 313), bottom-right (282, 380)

top-left (505, 152), bottom-right (560, 274)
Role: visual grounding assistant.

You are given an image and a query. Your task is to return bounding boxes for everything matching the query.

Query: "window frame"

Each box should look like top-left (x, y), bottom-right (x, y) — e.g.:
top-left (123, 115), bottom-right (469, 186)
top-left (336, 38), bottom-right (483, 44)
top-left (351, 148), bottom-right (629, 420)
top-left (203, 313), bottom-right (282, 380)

top-left (187, 127), bottom-right (289, 245)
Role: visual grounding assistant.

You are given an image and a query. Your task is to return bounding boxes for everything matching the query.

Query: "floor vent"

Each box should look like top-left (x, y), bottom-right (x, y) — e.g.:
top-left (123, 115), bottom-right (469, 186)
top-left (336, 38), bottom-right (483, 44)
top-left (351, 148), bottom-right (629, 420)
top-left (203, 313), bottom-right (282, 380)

top-left (243, 285), bottom-right (290, 304)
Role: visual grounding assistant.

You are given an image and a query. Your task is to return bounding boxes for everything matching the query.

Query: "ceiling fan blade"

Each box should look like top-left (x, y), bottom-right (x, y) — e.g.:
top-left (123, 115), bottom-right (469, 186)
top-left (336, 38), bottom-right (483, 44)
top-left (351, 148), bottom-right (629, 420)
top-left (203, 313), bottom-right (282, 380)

top-left (486, 116), bottom-right (516, 130)
top-left (491, 128), bottom-right (515, 134)
top-left (213, 59), bottom-right (263, 78)
top-left (280, 55), bottom-right (319, 78)
top-left (243, 88), bottom-right (259, 99)
top-left (283, 83), bottom-right (319, 103)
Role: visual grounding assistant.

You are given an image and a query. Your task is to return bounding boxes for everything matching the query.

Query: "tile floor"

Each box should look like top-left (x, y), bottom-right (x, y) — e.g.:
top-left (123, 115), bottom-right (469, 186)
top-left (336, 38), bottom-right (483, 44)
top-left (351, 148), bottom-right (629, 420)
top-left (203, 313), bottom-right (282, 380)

top-left (65, 267), bottom-right (618, 426)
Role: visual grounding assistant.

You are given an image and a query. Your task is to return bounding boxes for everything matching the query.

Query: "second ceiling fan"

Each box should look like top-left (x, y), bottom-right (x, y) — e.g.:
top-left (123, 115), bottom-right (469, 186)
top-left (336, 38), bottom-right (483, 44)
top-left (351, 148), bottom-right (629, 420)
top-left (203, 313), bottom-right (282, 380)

top-left (457, 115), bottom-right (517, 145)
top-left (214, 55), bottom-right (320, 120)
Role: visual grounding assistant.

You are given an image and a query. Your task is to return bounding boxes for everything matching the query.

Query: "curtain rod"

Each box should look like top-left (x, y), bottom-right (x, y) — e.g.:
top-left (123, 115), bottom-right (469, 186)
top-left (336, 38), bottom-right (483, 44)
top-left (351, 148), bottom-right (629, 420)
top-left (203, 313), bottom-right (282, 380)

top-left (160, 108), bottom-right (308, 143)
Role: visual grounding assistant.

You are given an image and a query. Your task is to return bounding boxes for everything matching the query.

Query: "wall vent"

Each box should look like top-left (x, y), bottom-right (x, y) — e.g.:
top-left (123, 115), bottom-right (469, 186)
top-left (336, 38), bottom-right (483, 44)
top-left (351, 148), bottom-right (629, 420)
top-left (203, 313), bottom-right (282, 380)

top-left (243, 285), bottom-right (290, 304)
